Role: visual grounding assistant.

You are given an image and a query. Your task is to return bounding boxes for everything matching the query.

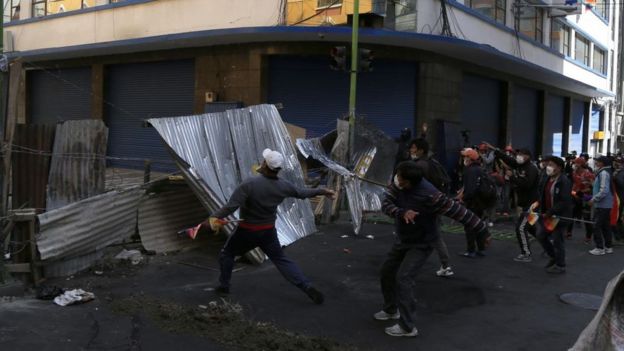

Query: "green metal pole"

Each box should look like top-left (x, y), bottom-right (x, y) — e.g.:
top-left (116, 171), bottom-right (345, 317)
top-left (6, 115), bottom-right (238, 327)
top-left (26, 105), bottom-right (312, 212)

top-left (348, 0), bottom-right (359, 162)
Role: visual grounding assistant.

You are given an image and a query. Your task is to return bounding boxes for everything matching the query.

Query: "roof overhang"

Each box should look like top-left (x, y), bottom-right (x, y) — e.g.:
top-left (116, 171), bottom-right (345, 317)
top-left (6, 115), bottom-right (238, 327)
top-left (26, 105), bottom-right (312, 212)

top-left (7, 26), bottom-right (612, 98)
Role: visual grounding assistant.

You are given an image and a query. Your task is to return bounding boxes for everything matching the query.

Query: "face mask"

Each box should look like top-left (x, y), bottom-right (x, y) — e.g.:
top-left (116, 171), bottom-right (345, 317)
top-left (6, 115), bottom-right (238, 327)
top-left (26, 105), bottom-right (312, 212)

top-left (516, 156), bottom-right (525, 164)
top-left (463, 159), bottom-right (470, 167)
top-left (572, 165), bottom-right (578, 171)
top-left (393, 175), bottom-right (403, 189)
top-left (546, 166), bottom-right (555, 176)
top-left (410, 155), bottom-right (418, 160)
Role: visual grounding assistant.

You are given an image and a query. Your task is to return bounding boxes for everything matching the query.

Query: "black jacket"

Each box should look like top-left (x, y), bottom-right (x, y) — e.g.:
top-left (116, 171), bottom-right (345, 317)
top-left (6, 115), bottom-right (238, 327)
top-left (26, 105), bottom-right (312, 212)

top-left (537, 174), bottom-right (573, 218)
top-left (462, 163), bottom-right (483, 205)
top-left (614, 169), bottom-right (624, 202)
top-left (495, 151), bottom-right (539, 208)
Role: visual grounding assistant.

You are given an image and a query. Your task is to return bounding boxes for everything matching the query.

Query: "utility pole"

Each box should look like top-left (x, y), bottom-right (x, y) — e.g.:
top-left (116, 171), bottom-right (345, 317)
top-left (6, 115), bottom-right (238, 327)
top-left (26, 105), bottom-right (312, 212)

top-left (348, 0), bottom-right (359, 161)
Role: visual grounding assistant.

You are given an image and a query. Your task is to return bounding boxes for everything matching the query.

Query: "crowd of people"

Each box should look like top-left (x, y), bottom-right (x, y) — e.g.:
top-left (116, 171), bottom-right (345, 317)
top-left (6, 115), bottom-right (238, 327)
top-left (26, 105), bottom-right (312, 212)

top-left (202, 132), bottom-right (623, 338)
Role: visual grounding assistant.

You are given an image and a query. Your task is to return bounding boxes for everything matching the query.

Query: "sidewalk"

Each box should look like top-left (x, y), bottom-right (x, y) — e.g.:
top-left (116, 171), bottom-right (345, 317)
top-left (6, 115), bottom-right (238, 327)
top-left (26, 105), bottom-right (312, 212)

top-left (0, 221), bottom-right (622, 350)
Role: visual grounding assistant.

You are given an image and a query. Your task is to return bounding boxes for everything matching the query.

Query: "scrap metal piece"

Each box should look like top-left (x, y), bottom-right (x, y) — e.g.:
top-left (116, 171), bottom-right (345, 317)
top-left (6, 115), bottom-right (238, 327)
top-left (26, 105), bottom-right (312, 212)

top-left (148, 104), bottom-right (316, 247)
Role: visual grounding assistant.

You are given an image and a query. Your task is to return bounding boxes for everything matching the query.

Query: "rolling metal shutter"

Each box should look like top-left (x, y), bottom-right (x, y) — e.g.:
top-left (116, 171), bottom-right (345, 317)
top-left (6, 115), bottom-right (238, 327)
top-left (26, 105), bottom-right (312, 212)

top-left (568, 100), bottom-right (586, 155)
top-left (104, 60), bottom-right (195, 172)
top-left (460, 74), bottom-right (501, 147)
top-left (28, 67), bottom-right (92, 124)
top-left (511, 85), bottom-right (539, 155)
top-left (268, 56), bottom-right (417, 139)
top-left (545, 95), bottom-right (565, 156)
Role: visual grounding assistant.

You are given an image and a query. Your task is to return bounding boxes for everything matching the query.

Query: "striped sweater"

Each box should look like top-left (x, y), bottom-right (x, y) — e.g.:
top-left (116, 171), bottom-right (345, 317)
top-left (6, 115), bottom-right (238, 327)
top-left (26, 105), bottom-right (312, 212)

top-left (382, 179), bottom-right (487, 244)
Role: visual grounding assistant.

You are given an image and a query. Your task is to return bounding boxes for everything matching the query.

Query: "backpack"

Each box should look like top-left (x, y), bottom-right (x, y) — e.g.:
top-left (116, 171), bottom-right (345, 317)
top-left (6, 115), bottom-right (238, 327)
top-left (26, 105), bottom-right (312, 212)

top-left (426, 157), bottom-right (452, 194)
top-left (476, 173), bottom-right (497, 207)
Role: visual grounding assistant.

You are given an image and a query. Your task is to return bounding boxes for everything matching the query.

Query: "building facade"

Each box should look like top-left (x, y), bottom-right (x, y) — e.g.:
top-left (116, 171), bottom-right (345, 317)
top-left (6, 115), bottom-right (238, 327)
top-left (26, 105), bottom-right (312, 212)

top-left (2, 0), bottom-right (622, 173)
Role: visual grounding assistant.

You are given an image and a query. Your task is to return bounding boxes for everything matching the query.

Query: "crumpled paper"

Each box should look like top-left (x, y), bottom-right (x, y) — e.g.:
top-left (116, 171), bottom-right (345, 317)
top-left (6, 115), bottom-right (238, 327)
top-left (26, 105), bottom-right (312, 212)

top-left (114, 249), bottom-right (143, 265)
top-left (53, 289), bottom-right (95, 306)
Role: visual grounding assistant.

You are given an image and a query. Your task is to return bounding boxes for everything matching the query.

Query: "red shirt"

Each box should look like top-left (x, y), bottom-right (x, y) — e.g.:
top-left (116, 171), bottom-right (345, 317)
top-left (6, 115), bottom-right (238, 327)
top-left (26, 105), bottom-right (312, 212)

top-left (544, 178), bottom-right (555, 210)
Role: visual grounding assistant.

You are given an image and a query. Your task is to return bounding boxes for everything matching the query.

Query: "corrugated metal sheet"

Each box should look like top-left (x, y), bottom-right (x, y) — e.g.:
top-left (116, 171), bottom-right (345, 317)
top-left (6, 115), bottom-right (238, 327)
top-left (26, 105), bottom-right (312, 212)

top-left (138, 186), bottom-right (211, 253)
top-left (43, 251), bottom-right (104, 278)
top-left (149, 104), bottom-right (317, 247)
top-left (36, 187), bottom-right (143, 261)
top-left (12, 124), bottom-right (56, 210)
top-left (46, 120), bottom-right (108, 210)
top-left (105, 167), bottom-right (169, 192)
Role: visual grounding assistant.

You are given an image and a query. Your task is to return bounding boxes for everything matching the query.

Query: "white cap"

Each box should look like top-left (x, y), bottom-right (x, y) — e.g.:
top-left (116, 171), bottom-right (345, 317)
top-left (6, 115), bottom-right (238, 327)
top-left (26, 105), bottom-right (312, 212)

top-left (262, 148), bottom-right (284, 171)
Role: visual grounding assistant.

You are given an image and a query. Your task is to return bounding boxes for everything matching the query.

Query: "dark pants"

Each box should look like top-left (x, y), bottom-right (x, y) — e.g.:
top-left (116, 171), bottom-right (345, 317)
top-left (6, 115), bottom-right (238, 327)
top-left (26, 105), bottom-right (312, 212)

top-left (515, 206), bottom-right (535, 256)
top-left (219, 227), bottom-right (310, 290)
top-left (593, 208), bottom-right (613, 249)
top-left (536, 222), bottom-right (566, 267)
top-left (380, 243), bottom-right (433, 331)
top-left (567, 196), bottom-right (593, 239)
top-left (465, 204), bottom-right (486, 252)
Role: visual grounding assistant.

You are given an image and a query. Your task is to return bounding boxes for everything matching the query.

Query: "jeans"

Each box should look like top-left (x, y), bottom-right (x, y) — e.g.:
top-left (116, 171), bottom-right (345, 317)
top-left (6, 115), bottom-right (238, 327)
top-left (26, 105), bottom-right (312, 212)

top-left (380, 243), bottom-right (433, 331)
top-left (219, 227), bottom-right (310, 290)
top-left (593, 208), bottom-right (613, 249)
top-left (536, 222), bottom-right (566, 267)
top-left (465, 205), bottom-right (487, 252)
top-left (433, 234), bottom-right (450, 268)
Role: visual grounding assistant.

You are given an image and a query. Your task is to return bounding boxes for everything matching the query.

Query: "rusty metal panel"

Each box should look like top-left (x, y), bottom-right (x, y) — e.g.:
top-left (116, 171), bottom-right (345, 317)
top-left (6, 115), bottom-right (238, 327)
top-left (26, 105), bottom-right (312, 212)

top-left (46, 120), bottom-right (108, 210)
top-left (36, 187), bottom-right (143, 261)
top-left (12, 124), bottom-right (56, 210)
top-left (138, 185), bottom-right (211, 253)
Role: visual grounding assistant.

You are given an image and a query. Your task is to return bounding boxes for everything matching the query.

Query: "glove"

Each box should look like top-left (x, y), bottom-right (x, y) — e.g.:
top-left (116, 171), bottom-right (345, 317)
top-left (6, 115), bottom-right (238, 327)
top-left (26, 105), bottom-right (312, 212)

top-left (208, 217), bottom-right (225, 233)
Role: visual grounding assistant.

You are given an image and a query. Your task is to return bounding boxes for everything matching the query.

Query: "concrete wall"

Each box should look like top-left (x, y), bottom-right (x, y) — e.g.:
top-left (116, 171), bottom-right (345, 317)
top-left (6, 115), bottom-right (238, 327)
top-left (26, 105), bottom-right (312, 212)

top-left (7, 0), bottom-right (282, 52)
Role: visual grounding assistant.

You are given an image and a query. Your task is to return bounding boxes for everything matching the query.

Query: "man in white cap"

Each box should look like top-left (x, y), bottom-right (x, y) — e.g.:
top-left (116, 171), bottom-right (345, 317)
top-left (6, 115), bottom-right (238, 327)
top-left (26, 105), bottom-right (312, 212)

top-left (207, 148), bottom-right (335, 304)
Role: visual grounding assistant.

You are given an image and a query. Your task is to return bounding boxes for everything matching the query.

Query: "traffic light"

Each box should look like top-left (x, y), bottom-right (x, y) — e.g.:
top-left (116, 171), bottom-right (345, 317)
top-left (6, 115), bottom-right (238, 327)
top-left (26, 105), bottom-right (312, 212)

top-left (358, 48), bottom-right (373, 72)
top-left (330, 46), bottom-right (347, 71)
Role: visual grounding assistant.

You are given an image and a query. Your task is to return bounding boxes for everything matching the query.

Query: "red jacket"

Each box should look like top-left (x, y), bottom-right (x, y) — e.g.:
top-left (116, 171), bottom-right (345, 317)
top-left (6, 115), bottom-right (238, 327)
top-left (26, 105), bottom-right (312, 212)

top-left (572, 168), bottom-right (594, 195)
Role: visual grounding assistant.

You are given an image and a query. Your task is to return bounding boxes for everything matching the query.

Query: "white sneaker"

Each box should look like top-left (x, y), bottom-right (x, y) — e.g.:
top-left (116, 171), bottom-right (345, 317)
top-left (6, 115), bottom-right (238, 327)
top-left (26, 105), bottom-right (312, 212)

top-left (513, 254), bottom-right (532, 262)
top-left (436, 266), bottom-right (454, 277)
top-left (605, 247), bottom-right (614, 254)
top-left (385, 324), bottom-right (418, 337)
top-left (373, 310), bottom-right (400, 321)
top-left (589, 248), bottom-right (606, 256)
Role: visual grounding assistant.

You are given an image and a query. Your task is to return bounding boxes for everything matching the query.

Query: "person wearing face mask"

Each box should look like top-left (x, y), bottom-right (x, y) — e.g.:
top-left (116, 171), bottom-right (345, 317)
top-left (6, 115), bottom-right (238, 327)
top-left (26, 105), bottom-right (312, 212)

top-left (377, 161), bottom-right (488, 337)
top-left (535, 156), bottom-right (573, 274)
top-left (588, 156), bottom-right (616, 256)
top-left (457, 148), bottom-right (491, 257)
top-left (568, 157), bottom-right (595, 242)
top-left (485, 144), bottom-right (539, 262)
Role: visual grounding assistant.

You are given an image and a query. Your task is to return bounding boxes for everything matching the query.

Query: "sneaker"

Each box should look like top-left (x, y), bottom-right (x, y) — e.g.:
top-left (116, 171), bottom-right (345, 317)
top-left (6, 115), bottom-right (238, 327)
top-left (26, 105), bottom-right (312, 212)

top-left (605, 247), bottom-right (614, 254)
top-left (589, 248), bottom-right (606, 256)
top-left (436, 266), bottom-right (454, 277)
top-left (384, 324), bottom-right (418, 337)
top-left (514, 254), bottom-right (532, 262)
top-left (544, 259), bottom-right (556, 268)
top-left (215, 286), bottom-right (230, 297)
top-left (546, 265), bottom-right (566, 274)
top-left (488, 222), bottom-right (494, 228)
top-left (304, 286), bottom-right (324, 305)
top-left (583, 238), bottom-right (591, 245)
top-left (458, 251), bottom-right (477, 258)
top-left (373, 310), bottom-right (400, 321)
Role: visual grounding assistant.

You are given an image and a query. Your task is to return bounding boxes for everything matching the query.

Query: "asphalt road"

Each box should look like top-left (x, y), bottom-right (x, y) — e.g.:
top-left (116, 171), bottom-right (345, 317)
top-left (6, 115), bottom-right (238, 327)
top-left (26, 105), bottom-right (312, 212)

top-left (1, 220), bottom-right (622, 351)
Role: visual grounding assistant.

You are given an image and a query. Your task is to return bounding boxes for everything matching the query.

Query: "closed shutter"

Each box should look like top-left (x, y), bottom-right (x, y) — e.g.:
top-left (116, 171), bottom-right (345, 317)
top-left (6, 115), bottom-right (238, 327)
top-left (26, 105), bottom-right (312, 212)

top-left (460, 74), bottom-right (501, 146)
top-left (545, 95), bottom-right (565, 156)
top-left (568, 100), bottom-right (586, 154)
top-left (105, 60), bottom-right (195, 172)
top-left (511, 85), bottom-right (539, 155)
top-left (268, 56), bottom-right (416, 139)
top-left (28, 67), bottom-right (92, 124)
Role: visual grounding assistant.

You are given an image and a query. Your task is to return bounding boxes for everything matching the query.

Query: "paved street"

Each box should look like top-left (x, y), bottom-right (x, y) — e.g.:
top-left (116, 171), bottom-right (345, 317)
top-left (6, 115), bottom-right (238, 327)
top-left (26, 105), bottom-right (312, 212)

top-left (1, 220), bottom-right (622, 351)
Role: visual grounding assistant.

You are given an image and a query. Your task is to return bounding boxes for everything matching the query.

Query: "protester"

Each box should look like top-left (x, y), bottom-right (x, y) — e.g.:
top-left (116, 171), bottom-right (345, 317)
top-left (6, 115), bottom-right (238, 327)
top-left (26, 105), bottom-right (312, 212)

top-left (457, 148), bottom-right (492, 257)
top-left (534, 155), bottom-right (573, 274)
top-left (487, 144), bottom-right (539, 262)
top-left (479, 143), bottom-right (495, 173)
top-left (377, 161), bottom-right (488, 337)
top-left (403, 138), bottom-right (454, 277)
top-left (588, 156), bottom-right (615, 256)
top-left (568, 157), bottom-right (595, 243)
top-left (207, 148), bottom-right (335, 303)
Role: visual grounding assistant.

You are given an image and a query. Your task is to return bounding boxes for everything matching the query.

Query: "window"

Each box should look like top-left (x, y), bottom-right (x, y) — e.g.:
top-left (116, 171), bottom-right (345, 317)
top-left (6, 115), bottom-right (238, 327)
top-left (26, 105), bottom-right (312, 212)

top-left (318, 0), bottom-right (342, 8)
top-left (519, 5), bottom-right (544, 43)
top-left (3, 0), bottom-right (21, 22)
top-left (32, 0), bottom-right (46, 17)
top-left (467, 0), bottom-right (506, 24)
top-left (550, 20), bottom-right (570, 56)
top-left (593, 46), bottom-right (606, 75)
top-left (594, 0), bottom-right (609, 21)
top-left (574, 34), bottom-right (590, 66)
